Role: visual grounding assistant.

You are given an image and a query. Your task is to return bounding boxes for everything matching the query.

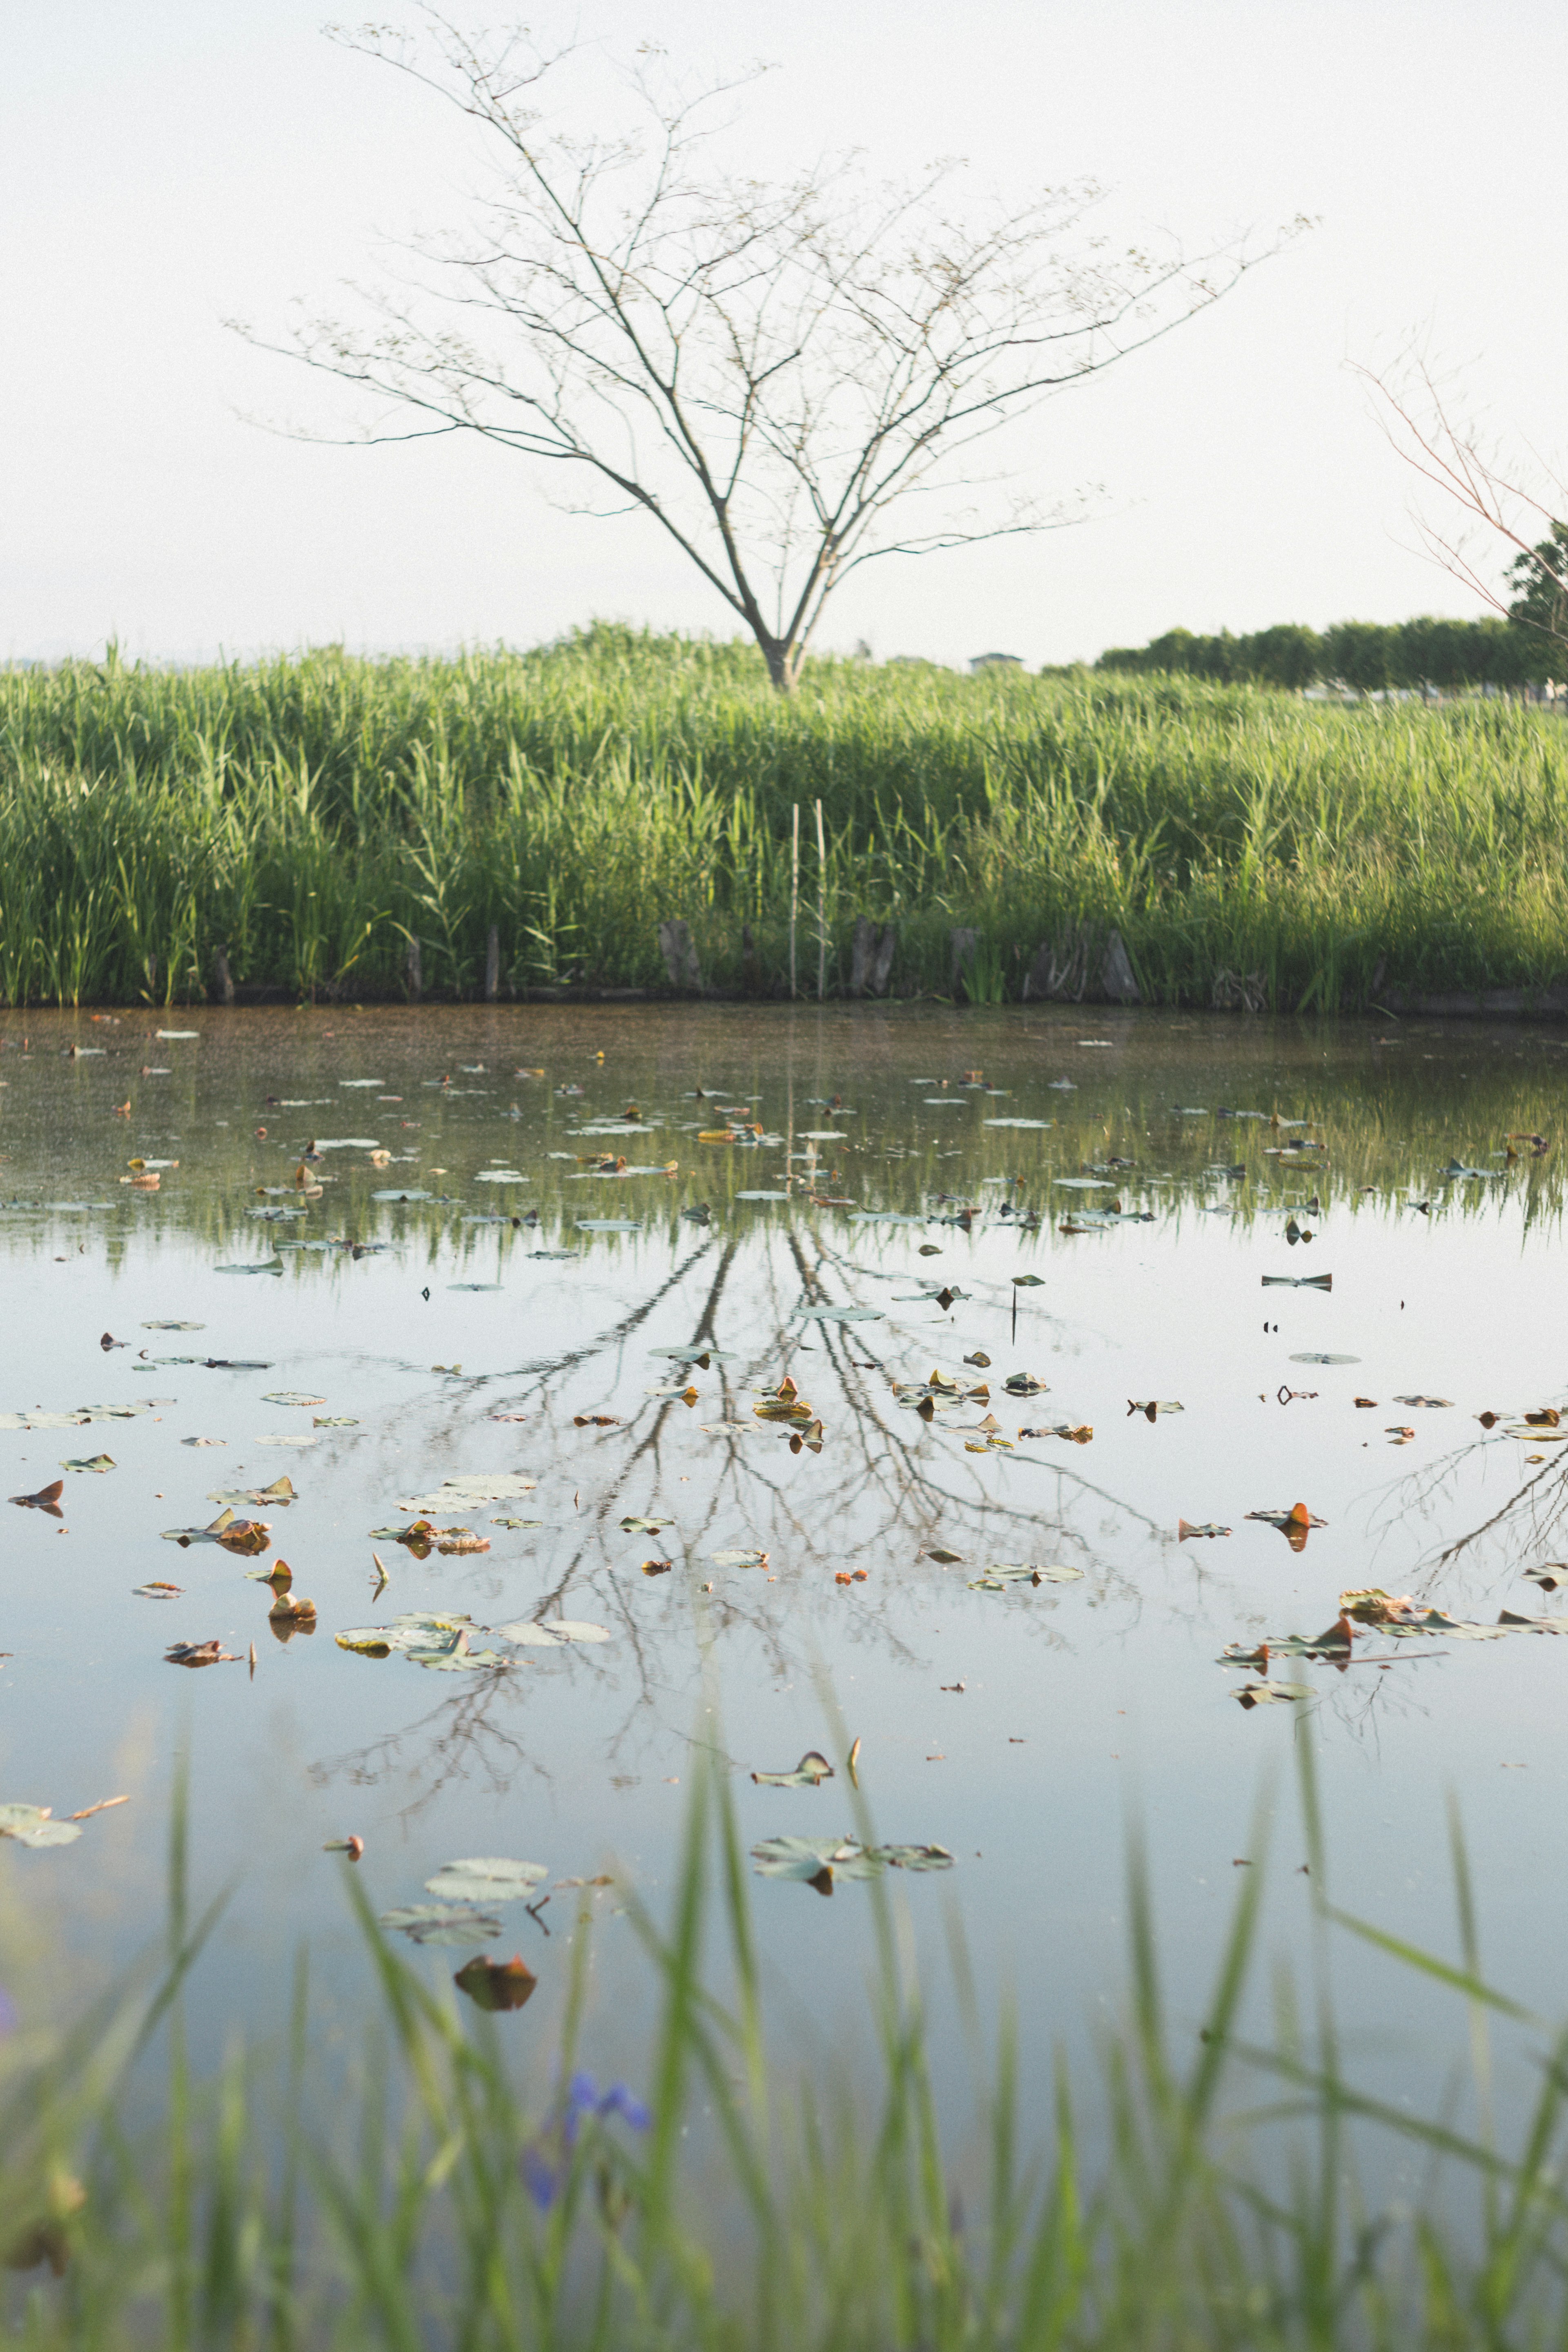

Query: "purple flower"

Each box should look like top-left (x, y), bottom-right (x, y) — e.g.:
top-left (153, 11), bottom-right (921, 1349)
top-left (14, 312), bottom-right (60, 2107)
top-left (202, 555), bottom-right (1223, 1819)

top-left (522, 2072), bottom-right (650, 2210)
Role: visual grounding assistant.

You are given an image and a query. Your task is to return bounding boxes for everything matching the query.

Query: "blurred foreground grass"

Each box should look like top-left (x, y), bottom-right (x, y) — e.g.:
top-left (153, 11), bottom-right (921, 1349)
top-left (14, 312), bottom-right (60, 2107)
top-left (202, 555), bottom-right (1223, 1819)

top-left (5, 628), bottom-right (1568, 1008)
top-left (3, 1737), bottom-right (1568, 2350)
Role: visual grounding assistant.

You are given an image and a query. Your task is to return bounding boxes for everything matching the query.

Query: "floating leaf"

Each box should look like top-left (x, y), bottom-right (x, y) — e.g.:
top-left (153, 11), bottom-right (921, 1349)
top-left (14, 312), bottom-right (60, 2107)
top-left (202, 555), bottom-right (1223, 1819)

top-left (797, 1304), bottom-right (884, 1324)
top-left (921, 1546), bottom-right (964, 1565)
top-left (454, 1954), bottom-right (538, 2011)
top-left (424, 1857), bottom-right (548, 1905)
top-left (0, 1803), bottom-right (83, 1849)
top-left (1011, 1274), bottom-right (1046, 1288)
top-left (60, 1455), bottom-right (114, 1474)
top-left (710, 1547), bottom-right (768, 1568)
top-left (1393, 1395), bottom-right (1454, 1409)
top-left (1178, 1520), bottom-right (1231, 1541)
top-left (751, 1751), bottom-right (834, 1787)
top-left (208, 1478), bottom-right (296, 1510)
top-left (9, 1480), bottom-right (64, 1517)
top-left (396, 1475), bottom-right (537, 1512)
top-left (967, 1562), bottom-right (1084, 1591)
top-left (1289, 1353), bottom-right (1359, 1366)
top-left (1261, 1274), bottom-right (1332, 1291)
top-left (261, 1392), bottom-right (326, 1408)
top-left (132, 1580), bottom-right (182, 1599)
top-left (216, 1260), bottom-right (285, 1276)
top-left (378, 1903), bottom-right (502, 1948)
top-left (1234, 1681), bottom-right (1314, 1709)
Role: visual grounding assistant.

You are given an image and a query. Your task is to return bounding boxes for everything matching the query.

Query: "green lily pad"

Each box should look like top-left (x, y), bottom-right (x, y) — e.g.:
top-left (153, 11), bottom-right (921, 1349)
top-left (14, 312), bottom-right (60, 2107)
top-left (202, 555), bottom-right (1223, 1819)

top-left (377, 1903), bottom-right (502, 1947)
top-left (423, 1857), bottom-right (548, 1904)
top-left (751, 1751), bottom-right (834, 1788)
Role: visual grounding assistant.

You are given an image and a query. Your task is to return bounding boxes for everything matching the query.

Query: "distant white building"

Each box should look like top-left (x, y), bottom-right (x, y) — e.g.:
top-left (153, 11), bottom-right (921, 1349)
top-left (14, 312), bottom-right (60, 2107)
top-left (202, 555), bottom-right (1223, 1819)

top-left (969, 652), bottom-right (1024, 674)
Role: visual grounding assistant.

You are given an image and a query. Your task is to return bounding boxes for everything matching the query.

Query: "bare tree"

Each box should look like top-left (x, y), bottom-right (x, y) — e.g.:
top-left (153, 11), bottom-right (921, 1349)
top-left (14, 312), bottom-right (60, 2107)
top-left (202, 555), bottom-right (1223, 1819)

top-left (248, 9), bottom-right (1295, 692)
top-left (1355, 348), bottom-right (1568, 656)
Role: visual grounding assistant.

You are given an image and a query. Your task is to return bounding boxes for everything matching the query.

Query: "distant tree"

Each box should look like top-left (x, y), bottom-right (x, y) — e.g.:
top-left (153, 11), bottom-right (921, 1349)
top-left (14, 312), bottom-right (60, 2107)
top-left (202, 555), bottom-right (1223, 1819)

top-left (1237, 623), bottom-right (1320, 688)
top-left (1322, 621), bottom-right (1391, 693)
top-left (1506, 524), bottom-right (1568, 649)
top-left (246, 10), bottom-right (1295, 694)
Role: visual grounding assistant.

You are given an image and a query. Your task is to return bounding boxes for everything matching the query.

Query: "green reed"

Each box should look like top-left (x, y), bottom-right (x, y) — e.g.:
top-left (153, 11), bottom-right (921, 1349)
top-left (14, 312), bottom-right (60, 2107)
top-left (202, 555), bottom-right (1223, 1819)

top-left (5, 627), bottom-right (1568, 1006)
top-left (6, 1731), bottom-right (1568, 2350)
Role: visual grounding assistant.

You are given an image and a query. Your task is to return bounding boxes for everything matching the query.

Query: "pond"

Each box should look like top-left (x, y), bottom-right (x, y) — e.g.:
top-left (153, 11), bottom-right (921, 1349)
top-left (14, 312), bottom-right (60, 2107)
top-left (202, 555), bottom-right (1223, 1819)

top-left (3, 1000), bottom-right (1568, 2125)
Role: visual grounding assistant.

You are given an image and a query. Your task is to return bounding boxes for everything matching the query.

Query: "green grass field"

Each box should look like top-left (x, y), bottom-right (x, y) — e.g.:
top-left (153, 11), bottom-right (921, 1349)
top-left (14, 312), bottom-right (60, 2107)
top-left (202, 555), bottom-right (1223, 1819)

top-left (4, 626), bottom-right (1568, 1009)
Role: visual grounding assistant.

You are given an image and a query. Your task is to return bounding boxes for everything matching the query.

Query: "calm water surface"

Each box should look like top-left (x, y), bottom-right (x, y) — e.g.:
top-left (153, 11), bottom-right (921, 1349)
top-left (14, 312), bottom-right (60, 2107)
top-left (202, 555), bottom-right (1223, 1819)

top-left (3, 1002), bottom-right (1568, 2115)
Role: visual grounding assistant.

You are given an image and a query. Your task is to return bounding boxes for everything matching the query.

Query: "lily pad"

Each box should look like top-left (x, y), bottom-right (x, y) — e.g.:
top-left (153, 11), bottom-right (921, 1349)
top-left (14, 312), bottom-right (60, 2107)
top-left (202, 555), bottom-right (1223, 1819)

top-left (1233, 1681), bottom-right (1314, 1709)
top-left (377, 1902), bottom-right (502, 1948)
top-left (1288, 1353), bottom-right (1360, 1366)
top-left (396, 1474), bottom-right (538, 1511)
top-left (423, 1857), bottom-right (548, 1905)
top-left (261, 1392), bottom-right (326, 1408)
top-left (798, 1305), bottom-right (884, 1324)
top-left (0, 1806), bottom-right (82, 1849)
top-left (968, 1562), bottom-right (1084, 1590)
top-left (577, 1218), bottom-right (642, 1233)
top-left (752, 1751), bottom-right (834, 1788)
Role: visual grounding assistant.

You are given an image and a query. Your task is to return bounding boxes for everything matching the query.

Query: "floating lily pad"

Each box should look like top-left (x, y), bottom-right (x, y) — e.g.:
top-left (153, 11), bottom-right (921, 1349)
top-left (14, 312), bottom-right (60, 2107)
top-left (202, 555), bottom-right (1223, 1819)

top-left (751, 1751), bottom-right (834, 1787)
top-left (0, 1806), bottom-right (82, 1848)
top-left (378, 1903), bottom-right (502, 1947)
top-left (423, 1857), bottom-right (548, 1905)
top-left (396, 1474), bottom-right (538, 1511)
top-left (968, 1562), bottom-right (1084, 1590)
top-left (262, 1392), bottom-right (326, 1408)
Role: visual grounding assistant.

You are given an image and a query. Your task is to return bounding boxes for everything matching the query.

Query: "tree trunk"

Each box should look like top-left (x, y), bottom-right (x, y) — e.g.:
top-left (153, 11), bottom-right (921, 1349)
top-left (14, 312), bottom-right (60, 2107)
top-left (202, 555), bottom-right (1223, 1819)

top-left (759, 635), bottom-right (799, 694)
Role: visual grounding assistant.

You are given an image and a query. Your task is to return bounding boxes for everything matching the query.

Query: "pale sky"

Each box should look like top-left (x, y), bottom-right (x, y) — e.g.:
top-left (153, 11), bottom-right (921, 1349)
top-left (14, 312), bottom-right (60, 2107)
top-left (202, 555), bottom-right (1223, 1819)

top-left (4, 0), bottom-right (1563, 669)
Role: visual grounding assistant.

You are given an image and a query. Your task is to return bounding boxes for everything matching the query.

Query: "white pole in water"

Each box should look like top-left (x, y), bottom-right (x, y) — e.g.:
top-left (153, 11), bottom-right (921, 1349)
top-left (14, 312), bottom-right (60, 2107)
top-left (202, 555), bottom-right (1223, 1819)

top-left (789, 803), bottom-right (800, 1000)
top-left (815, 797), bottom-right (827, 1000)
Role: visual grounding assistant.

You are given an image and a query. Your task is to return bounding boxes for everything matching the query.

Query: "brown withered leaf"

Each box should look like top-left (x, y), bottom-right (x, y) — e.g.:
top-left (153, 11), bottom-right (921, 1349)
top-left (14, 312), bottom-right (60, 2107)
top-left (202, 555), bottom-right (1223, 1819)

top-left (573, 1414), bottom-right (621, 1428)
top-left (164, 1639), bottom-right (240, 1668)
top-left (454, 1953), bottom-right (538, 2013)
top-left (641, 1559), bottom-right (674, 1577)
top-left (9, 1479), bottom-right (64, 1518)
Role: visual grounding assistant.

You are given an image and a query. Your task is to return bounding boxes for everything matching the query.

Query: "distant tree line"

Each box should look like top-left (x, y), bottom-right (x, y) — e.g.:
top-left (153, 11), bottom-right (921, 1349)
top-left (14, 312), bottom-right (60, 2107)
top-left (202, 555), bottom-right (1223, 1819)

top-left (1095, 615), bottom-right (1561, 691)
top-left (1096, 539), bottom-right (1568, 689)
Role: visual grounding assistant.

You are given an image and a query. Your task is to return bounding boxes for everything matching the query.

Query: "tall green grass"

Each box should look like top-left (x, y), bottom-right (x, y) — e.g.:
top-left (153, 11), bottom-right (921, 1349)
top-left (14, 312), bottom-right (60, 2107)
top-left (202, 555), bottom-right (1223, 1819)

top-left (8, 1735), bottom-right (1568, 2348)
top-left (5, 625), bottom-right (1568, 1008)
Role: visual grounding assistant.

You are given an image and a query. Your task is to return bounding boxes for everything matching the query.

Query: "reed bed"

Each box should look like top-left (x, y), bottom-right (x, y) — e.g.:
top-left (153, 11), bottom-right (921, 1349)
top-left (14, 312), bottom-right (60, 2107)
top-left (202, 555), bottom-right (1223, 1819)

top-left (4, 626), bottom-right (1568, 1008)
top-left (4, 1737), bottom-right (1568, 2350)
